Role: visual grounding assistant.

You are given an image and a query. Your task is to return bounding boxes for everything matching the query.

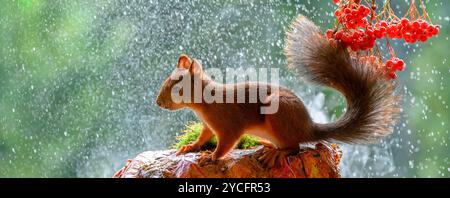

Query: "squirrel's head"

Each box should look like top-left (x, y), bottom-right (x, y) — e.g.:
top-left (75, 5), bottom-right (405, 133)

top-left (156, 54), bottom-right (206, 111)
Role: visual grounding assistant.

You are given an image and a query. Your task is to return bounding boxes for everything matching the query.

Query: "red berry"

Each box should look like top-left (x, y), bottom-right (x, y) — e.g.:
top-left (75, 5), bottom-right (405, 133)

top-left (379, 21), bottom-right (388, 27)
top-left (359, 18), bottom-right (368, 27)
top-left (394, 60), bottom-right (405, 71)
top-left (326, 29), bottom-right (334, 39)
top-left (386, 60), bottom-right (394, 67)
top-left (419, 35), bottom-right (428, 42)
top-left (335, 30), bottom-right (344, 39)
top-left (420, 21), bottom-right (429, 29)
top-left (363, 7), bottom-right (371, 15)
top-left (404, 33), bottom-right (413, 43)
top-left (344, 8), bottom-right (351, 14)
top-left (345, 14), bottom-right (352, 21)
top-left (401, 18), bottom-right (410, 26)
top-left (357, 5), bottom-right (366, 13)
top-left (341, 34), bottom-right (350, 42)
top-left (432, 25), bottom-right (440, 35)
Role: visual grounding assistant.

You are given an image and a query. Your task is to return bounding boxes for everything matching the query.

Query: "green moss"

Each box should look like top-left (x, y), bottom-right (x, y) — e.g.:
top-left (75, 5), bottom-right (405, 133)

top-left (173, 122), bottom-right (217, 150)
top-left (173, 122), bottom-right (261, 150)
top-left (236, 135), bottom-right (261, 149)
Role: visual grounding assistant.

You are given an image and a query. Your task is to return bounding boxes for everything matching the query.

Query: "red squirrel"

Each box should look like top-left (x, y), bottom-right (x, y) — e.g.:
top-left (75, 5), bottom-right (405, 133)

top-left (156, 16), bottom-right (400, 162)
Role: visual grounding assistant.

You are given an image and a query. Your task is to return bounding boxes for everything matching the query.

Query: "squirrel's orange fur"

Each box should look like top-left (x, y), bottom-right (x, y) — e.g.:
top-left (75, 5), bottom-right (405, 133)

top-left (156, 16), bottom-right (400, 161)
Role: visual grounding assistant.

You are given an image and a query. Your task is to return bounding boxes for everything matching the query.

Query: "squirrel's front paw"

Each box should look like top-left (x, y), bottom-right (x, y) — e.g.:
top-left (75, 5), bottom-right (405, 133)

top-left (176, 143), bottom-right (199, 155)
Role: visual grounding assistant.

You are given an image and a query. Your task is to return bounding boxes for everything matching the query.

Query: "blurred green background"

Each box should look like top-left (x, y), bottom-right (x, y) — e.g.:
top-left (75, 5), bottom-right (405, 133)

top-left (0, 0), bottom-right (448, 177)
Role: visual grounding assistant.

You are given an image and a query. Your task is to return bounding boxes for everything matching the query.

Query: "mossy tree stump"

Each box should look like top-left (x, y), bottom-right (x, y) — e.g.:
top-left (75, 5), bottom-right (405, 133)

top-left (113, 143), bottom-right (342, 178)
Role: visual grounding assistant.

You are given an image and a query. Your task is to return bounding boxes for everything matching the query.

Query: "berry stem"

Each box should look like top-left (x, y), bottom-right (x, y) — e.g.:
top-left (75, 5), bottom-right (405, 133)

top-left (369, 0), bottom-right (376, 23)
top-left (419, 0), bottom-right (433, 23)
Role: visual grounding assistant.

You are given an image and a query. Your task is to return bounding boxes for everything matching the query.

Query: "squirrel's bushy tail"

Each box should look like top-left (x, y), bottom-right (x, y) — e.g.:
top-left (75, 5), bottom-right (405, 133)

top-left (285, 16), bottom-right (401, 143)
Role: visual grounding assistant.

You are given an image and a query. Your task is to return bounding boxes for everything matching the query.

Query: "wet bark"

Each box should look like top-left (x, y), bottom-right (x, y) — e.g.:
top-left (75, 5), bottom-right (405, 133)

top-left (113, 143), bottom-right (342, 178)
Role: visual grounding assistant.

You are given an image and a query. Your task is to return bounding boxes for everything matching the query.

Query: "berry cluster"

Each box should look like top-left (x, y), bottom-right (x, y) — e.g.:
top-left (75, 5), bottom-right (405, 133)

top-left (332, 0), bottom-right (360, 4)
top-left (334, 3), bottom-right (370, 29)
top-left (327, 0), bottom-right (441, 80)
top-left (384, 58), bottom-right (405, 79)
top-left (327, 1), bottom-right (374, 50)
top-left (373, 21), bottom-right (389, 38)
top-left (386, 19), bottom-right (440, 43)
top-left (327, 29), bottom-right (376, 51)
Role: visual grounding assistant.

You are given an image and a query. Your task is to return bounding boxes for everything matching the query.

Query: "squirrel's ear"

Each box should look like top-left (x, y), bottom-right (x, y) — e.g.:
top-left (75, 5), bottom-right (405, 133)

top-left (177, 54), bottom-right (192, 69)
top-left (189, 59), bottom-right (203, 76)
